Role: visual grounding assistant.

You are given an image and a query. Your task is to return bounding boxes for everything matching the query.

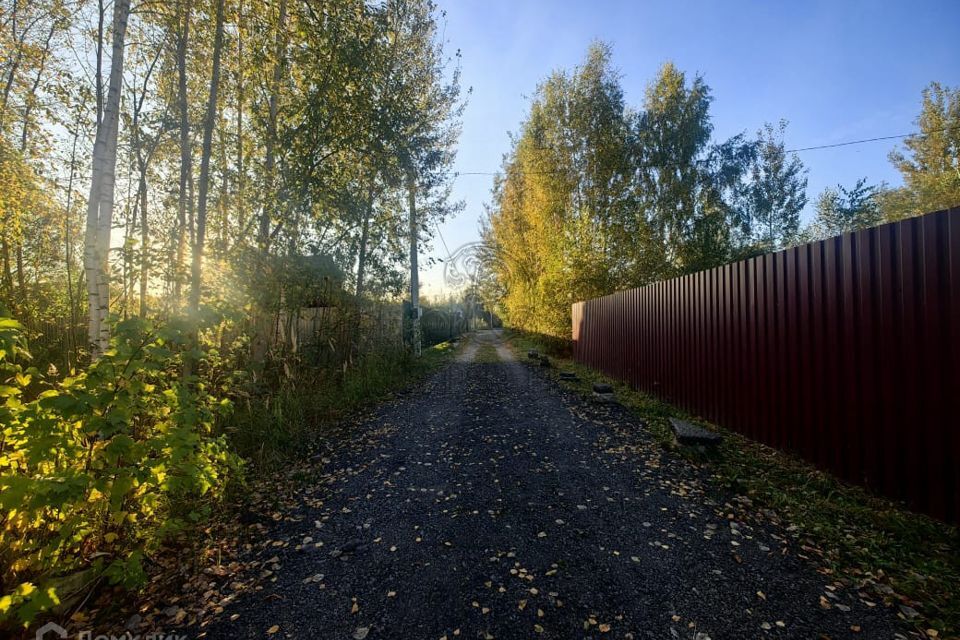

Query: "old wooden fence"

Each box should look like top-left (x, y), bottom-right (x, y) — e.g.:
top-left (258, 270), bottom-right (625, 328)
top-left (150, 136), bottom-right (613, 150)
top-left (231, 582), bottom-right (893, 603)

top-left (571, 207), bottom-right (960, 523)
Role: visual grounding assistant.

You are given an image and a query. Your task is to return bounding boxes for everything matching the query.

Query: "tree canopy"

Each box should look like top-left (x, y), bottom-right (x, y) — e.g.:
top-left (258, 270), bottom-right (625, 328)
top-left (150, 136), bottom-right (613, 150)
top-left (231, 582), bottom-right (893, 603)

top-left (883, 82), bottom-right (960, 220)
top-left (0, 0), bottom-right (465, 624)
top-left (484, 46), bottom-right (959, 339)
top-left (484, 45), bottom-right (809, 339)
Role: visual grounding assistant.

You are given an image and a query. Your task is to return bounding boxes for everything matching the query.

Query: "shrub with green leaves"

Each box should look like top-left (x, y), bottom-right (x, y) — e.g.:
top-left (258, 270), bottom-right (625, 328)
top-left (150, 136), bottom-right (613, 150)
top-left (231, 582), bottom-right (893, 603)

top-left (0, 317), bottom-right (241, 625)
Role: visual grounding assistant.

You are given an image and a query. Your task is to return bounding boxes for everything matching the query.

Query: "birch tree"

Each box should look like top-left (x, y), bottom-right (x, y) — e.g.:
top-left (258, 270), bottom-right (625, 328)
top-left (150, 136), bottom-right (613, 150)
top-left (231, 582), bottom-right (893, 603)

top-left (83, 0), bottom-right (131, 355)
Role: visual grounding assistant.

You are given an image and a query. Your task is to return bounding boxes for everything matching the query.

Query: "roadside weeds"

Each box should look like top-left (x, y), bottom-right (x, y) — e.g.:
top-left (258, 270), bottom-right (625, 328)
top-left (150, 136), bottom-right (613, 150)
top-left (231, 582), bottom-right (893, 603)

top-left (78, 340), bottom-right (461, 638)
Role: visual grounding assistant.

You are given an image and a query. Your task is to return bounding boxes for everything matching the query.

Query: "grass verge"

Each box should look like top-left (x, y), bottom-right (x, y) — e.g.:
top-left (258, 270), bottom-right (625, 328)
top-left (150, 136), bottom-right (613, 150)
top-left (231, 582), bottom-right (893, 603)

top-left (475, 343), bottom-right (501, 363)
top-left (227, 340), bottom-right (458, 468)
top-left (506, 328), bottom-right (960, 638)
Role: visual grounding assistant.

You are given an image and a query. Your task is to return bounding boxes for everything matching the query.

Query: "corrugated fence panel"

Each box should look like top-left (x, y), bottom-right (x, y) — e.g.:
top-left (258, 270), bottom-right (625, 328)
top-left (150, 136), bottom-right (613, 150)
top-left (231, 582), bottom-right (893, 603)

top-left (571, 207), bottom-right (960, 523)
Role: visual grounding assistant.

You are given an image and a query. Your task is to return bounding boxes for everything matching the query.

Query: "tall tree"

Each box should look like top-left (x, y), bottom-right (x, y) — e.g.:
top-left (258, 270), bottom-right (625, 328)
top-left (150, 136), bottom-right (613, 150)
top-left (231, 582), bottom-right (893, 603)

top-left (812, 178), bottom-right (881, 237)
top-left (173, 0), bottom-right (193, 307)
top-left (634, 62), bottom-right (751, 274)
top-left (190, 0), bottom-right (226, 315)
top-left (284, 0), bottom-right (464, 298)
top-left (486, 51), bottom-right (799, 338)
top-left (0, 0), bottom-right (466, 356)
top-left (884, 82), bottom-right (960, 220)
top-left (126, 30), bottom-right (167, 317)
top-left (83, 0), bottom-right (131, 355)
top-left (741, 121), bottom-right (807, 250)
top-left (486, 43), bottom-right (633, 336)
top-left (257, 0), bottom-right (287, 256)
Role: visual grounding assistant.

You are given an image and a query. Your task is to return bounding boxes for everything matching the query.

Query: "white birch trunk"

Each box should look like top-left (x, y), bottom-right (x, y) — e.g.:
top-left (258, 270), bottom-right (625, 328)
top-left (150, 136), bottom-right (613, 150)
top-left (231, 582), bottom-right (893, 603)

top-left (83, 0), bottom-right (130, 357)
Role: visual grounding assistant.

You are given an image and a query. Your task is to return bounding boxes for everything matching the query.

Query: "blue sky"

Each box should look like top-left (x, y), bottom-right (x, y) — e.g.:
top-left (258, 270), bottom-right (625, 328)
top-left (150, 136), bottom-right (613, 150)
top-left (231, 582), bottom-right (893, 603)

top-left (420, 0), bottom-right (960, 297)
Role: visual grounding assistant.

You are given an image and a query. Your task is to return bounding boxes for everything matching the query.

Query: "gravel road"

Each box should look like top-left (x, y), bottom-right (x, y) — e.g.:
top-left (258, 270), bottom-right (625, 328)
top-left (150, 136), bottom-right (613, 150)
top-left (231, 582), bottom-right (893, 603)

top-left (193, 331), bottom-right (904, 640)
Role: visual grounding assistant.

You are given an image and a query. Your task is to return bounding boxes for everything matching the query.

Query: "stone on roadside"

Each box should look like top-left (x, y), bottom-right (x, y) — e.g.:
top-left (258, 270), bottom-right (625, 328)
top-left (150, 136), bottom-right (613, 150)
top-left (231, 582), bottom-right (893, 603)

top-left (592, 383), bottom-right (616, 403)
top-left (668, 417), bottom-right (722, 447)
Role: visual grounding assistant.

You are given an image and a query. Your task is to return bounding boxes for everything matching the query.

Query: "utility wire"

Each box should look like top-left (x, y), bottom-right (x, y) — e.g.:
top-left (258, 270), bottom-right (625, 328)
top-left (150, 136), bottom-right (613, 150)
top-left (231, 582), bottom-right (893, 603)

top-left (432, 223), bottom-right (454, 296)
top-left (435, 223), bottom-right (452, 259)
top-left (785, 124), bottom-right (960, 153)
top-left (452, 124), bottom-right (960, 178)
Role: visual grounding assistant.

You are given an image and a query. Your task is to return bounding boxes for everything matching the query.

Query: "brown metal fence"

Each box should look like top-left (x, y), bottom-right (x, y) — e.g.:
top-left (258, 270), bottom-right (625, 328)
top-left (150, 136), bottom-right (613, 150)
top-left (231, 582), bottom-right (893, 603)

top-left (572, 207), bottom-right (960, 523)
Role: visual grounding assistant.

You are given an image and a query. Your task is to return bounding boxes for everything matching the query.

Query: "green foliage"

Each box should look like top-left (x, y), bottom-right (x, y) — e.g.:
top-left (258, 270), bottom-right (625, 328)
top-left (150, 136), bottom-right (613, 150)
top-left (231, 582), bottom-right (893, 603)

top-left (1, 0), bottom-right (465, 365)
top-left (812, 177), bottom-right (882, 238)
top-left (884, 82), bottom-right (960, 220)
top-left (485, 61), bottom-right (957, 344)
top-left (485, 47), bottom-right (807, 339)
top-left (0, 0), bottom-right (457, 629)
top-left (636, 61), bottom-right (726, 273)
top-left (792, 83), bottom-right (958, 241)
top-left (0, 138), bottom-right (65, 316)
top-left (739, 121), bottom-right (808, 250)
top-left (228, 339), bottom-right (455, 468)
top-left (259, 0), bottom-right (464, 301)
top-left (0, 317), bottom-right (241, 626)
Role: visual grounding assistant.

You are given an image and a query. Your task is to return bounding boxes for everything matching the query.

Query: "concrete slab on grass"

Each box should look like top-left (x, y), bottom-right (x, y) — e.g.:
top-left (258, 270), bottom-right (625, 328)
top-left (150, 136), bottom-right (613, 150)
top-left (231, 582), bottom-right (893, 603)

top-left (669, 417), bottom-right (722, 446)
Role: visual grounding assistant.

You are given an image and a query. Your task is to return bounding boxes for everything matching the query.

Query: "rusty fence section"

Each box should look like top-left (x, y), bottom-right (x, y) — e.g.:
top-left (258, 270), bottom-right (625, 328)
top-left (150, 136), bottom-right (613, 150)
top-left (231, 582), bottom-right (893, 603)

top-left (571, 207), bottom-right (960, 523)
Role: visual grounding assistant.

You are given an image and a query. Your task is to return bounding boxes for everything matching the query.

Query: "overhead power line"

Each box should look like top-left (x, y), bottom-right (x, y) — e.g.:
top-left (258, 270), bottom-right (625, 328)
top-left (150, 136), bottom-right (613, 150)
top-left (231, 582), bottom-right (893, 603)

top-left (435, 223), bottom-right (452, 259)
top-left (785, 124), bottom-right (960, 153)
top-left (452, 124), bottom-right (960, 178)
